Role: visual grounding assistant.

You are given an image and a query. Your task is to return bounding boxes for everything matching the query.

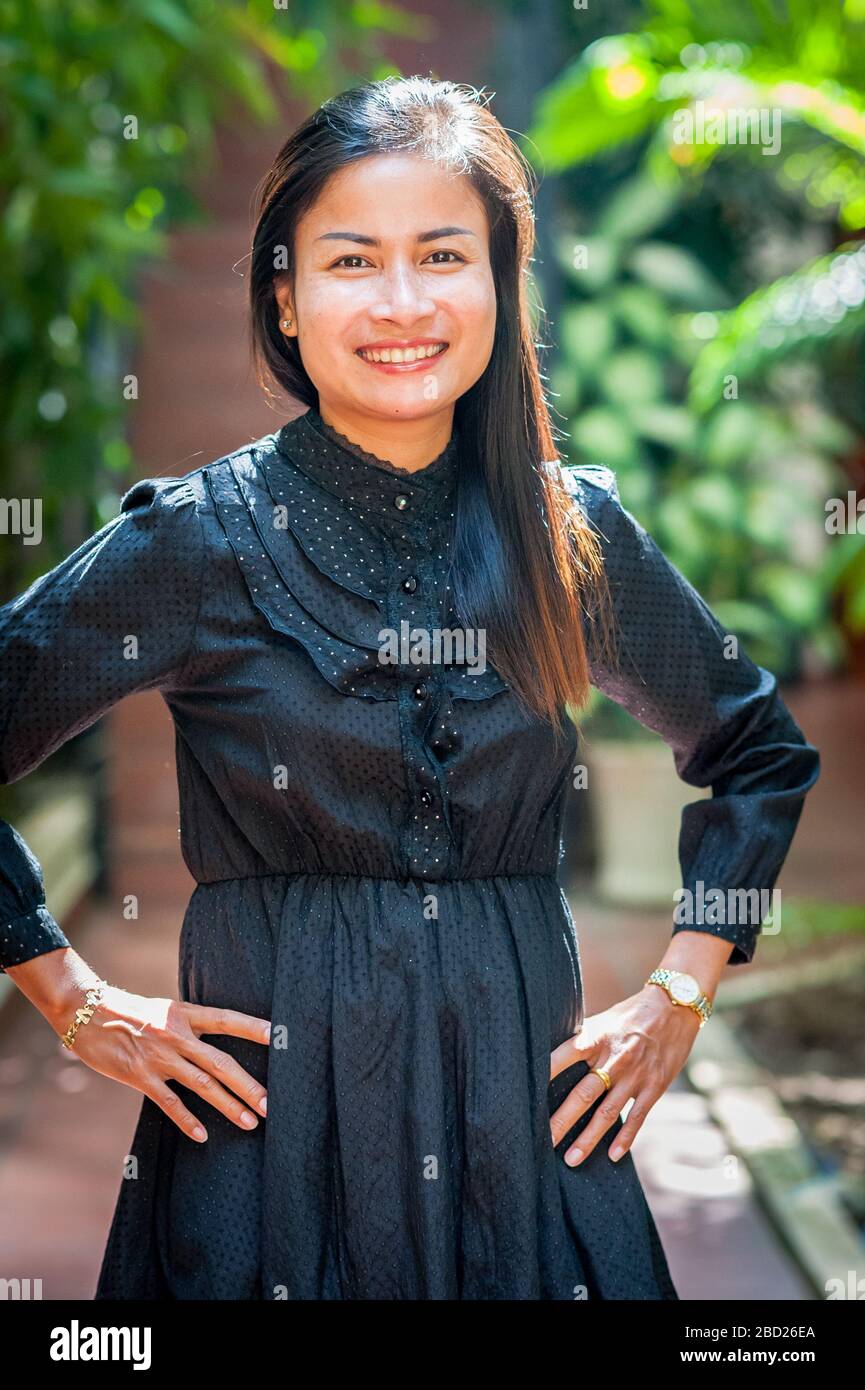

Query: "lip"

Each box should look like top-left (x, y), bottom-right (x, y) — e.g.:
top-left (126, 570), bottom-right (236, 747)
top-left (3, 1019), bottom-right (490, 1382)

top-left (358, 337), bottom-right (447, 349)
top-left (355, 339), bottom-right (449, 372)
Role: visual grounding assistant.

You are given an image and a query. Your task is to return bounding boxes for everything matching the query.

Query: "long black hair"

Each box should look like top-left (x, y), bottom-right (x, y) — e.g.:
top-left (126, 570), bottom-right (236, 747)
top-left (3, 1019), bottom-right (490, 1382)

top-left (249, 75), bottom-right (611, 727)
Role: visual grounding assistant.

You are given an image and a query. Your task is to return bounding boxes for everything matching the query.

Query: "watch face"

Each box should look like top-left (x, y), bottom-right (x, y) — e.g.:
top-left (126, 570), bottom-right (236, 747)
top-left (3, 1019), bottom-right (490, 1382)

top-left (670, 972), bottom-right (700, 1004)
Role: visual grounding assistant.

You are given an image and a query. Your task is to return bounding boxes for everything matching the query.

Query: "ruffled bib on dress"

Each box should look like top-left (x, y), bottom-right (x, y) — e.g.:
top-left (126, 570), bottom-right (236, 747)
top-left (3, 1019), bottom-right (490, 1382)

top-left (204, 408), bottom-right (510, 708)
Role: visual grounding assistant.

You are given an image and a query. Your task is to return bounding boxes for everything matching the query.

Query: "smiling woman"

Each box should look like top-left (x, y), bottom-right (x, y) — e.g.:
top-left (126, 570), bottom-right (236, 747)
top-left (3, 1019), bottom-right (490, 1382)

top-left (0, 75), bottom-right (819, 1302)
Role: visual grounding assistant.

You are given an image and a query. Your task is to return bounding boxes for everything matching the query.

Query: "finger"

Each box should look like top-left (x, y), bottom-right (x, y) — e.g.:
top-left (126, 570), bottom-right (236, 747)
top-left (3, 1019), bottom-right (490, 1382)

top-left (183, 1038), bottom-right (268, 1118)
top-left (184, 1004), bottom-right (271, 1046)
top-left (170, 1057), bottom-right (263, 1133)
top-left (146, 1081), bottom-right (210, 1143)
top-left (549, 1068), bottom-right (608, 1148)
top-left (606, 1094), bottom-right (656, 1163)
top-left (550, 1029), bottom-right (598, 1083)
top-left (563, 1083), bottom-right (632, 1167)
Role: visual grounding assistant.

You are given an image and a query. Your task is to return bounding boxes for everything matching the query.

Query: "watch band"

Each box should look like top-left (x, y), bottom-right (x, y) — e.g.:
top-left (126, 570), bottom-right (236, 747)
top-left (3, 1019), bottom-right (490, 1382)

top-left (645, 967), bottom-right (713, 1027)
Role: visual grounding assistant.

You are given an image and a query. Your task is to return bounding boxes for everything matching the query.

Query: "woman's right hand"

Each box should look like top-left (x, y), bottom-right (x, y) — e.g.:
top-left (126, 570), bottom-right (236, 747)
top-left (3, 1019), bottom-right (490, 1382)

top-left (58, 982), bottom-right (271, 1143)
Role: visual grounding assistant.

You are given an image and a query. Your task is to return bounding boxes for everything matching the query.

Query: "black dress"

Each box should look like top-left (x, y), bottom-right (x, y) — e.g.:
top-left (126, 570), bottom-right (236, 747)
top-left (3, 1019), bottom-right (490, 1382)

top-left (0, 407), bottom-right (820, 1299)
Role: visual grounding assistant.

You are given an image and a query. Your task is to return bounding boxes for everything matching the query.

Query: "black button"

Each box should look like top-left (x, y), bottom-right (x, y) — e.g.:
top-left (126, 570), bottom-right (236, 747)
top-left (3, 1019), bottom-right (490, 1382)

top-left (419, 790), bottom-right (434, 807)
top-left (413, 683), bottom-right (428, 701)
top-left (402, 575), bottom-right (418, 593)
top-left (394, 494), bottom-right (409, 511)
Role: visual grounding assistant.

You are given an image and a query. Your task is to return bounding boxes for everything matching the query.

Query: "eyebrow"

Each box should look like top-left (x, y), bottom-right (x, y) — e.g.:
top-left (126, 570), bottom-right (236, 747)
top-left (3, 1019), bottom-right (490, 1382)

top-left (315, 227), bottom-right (477, 245)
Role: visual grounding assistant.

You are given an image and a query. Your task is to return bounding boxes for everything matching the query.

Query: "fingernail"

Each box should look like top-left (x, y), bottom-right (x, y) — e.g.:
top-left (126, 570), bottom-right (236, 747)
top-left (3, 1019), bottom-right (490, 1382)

top-left (610, 1146), bottom-right (623, 1162)
top-left (193, 1126), bottom-right (207, 1142)
top-left (265, 1023), bottom-right (272, 1043)
top-left (241, 1110), bottom-right (258, 1128)
top-left (259, 1096), bottom-right (267, 1115)
top-left (565, 1147), bottom-right (583, 1166)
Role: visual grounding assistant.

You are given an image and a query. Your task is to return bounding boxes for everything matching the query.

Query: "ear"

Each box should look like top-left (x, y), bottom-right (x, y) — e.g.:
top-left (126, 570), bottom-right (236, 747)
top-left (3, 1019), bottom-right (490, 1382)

top-left (273, 281), bottom-right (296, 335)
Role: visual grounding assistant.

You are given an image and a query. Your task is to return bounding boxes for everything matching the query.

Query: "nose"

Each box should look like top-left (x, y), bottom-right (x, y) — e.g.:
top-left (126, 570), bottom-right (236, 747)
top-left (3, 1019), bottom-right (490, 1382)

top-left (369, 261), bottom-right (436, 326)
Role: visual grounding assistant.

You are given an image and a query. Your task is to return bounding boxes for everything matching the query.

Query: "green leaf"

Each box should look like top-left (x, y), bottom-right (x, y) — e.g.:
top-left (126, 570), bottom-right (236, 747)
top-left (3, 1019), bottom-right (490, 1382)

top-left (752, 564), bottom-right (823, 628)
top-left (709, 600), bottom-right (784, 645)
top-left (689, 241), bottom-right (865, 410)
top-left (846, 576), bottom-right (865, 631)
top-left (630, 404), bottom-right (697, 449)
top-left (744, 486), bottom-right (796, 548)
top-left (599, 348), bottom-right (665, 408)
top-left (630, 241), bottom-right (732, 309)
top-left (686, 474), bottom-right (741, 529)
top-left (526, 36), bottom-right (660, 169)
top-left (141, 0), bottom-right (201, 48)
top-left (789, 401), bottom-right (857, 454)
top-left (559, 304), bottom-right (616, 375)
top-left (702, 404), bottom-right (765, 466)
top-left (610, 283), bottom-right (671, 346)
top-left (818, 526), bottom-right (865, 589)
top-left (656, 493), bottom-right (709, 563)
top-left (570, 408), bottom-right (637, 467)
top-left (549, 362), bottom-right (581, 417)
top-left (596, 173), bottom-right (681, 243)
top-left (556, 233), bottom-right (621, 292)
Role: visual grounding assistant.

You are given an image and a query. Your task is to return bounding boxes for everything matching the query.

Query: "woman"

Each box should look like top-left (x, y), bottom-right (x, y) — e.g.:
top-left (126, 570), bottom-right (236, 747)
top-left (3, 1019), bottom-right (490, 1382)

top-left (0, 76), bottom-right (819, 1300)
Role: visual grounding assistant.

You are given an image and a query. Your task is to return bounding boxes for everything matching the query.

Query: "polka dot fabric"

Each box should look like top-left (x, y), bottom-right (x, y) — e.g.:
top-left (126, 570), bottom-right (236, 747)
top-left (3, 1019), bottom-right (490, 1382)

top-left (0, 409), bottom-right (819, 1299)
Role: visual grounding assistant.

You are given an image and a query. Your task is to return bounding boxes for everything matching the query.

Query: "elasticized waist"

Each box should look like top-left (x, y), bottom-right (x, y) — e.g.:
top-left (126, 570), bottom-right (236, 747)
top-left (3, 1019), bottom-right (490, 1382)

top-left (193, 869), bottom-right (559, 888)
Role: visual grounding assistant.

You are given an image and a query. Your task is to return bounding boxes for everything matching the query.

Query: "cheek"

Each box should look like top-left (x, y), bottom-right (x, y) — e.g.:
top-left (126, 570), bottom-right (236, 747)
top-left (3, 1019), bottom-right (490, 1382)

top-left (293, 291), bottom-right (350, 376)
top-left (449, 275), bottom-right (496, 355)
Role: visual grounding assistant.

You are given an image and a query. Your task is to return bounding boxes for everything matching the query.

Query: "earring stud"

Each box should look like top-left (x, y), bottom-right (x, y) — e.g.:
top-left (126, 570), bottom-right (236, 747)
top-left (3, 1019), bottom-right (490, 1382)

top-left (281, 317), bottom-right (293, 330)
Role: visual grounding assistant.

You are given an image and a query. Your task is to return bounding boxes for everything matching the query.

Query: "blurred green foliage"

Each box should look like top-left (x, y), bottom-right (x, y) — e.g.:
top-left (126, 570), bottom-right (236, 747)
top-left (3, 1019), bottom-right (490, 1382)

top-left (528, 0), bottom-right (865, 691)
top-left (0, 0), bottom-right (412, 597)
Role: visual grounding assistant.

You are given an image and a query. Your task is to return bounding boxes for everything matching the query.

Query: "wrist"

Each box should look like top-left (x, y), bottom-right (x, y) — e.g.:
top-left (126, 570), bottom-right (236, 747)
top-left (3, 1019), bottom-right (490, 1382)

top-left (639, 980), bottom-right (700, 1024)
top-left (8, 949), bottom-right (105, 1038)
top-left (48, 975), bottom-right (103, 1039)
top-left (660, 930), bottom-right (734, 997)
top-left (644, 967), bottom-right (714, 1027)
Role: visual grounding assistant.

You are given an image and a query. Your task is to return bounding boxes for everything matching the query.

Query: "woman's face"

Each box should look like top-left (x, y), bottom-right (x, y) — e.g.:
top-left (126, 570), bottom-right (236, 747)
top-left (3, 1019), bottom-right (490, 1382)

top-left (275, 152), bottom-right (496, 429)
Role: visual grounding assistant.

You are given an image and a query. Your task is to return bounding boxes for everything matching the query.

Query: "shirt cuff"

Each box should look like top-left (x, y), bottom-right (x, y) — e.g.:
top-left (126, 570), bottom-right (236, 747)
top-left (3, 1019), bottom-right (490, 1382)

top-left (0, 905), bottom-right (71, 974)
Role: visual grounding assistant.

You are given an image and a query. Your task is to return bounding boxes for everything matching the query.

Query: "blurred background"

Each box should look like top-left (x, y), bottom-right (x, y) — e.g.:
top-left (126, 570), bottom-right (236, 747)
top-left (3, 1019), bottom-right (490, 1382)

top-left (1, 0), bottom-right (863, 1300)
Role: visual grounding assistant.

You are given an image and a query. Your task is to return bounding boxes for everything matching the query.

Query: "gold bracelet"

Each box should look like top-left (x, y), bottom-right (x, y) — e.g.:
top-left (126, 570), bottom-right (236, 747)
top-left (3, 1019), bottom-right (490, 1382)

top-left (60, 978), bottom-right (108, 1050)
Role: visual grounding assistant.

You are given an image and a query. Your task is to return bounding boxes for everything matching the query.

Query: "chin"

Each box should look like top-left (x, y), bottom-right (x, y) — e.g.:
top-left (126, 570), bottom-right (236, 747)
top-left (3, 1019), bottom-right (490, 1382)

top-left (356, 395), bottom-right (449, 420)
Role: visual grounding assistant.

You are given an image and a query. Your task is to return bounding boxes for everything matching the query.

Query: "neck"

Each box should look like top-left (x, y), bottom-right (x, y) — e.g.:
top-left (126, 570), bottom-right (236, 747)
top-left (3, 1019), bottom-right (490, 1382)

top-left (315, 401), bottom-right (455, 474)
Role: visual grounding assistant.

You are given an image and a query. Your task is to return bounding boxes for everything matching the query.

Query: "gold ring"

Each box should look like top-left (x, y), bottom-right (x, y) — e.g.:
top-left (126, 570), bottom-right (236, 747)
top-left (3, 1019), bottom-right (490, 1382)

top-left (590, 1066), bottom-right (612, 1091)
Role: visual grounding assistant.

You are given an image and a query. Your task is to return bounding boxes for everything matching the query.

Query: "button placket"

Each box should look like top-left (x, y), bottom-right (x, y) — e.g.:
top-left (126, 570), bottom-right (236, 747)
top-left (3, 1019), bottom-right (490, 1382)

top-left (385, 522), bottom-right (456, 878)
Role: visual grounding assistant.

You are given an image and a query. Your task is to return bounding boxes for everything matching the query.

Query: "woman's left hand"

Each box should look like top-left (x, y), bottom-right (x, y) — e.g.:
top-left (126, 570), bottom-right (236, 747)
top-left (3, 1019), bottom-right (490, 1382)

top-left (549, 984), bottom-right (702, 1167)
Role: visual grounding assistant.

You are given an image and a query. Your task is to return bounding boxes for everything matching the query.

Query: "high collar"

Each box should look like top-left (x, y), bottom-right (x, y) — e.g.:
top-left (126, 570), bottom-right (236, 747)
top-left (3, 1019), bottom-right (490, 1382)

top-left (273, 407), bottom-right (459, 541)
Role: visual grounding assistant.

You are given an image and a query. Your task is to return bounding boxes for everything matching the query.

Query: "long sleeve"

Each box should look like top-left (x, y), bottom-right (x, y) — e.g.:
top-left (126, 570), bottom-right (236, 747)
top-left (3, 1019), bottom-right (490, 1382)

top-left (565, 464), bottom-right (821, 966)
top-left (0, 474), bottom-right (205, 972)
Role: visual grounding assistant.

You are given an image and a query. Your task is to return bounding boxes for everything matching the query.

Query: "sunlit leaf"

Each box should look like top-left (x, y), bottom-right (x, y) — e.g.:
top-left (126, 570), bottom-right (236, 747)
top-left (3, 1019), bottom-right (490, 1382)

top-left (630, 403), bottom-right (697, 449)
top-left (630, 241), bottom-right (731, 308)
top-left (611, 283), bottom-right (671, 346)
top-left (596, 172), bottom-right (680, 242)
top-left (753, 564), bottom-right (824, 627)
top-left (559, 303), bottom-right (616, 374)
top-left (599, 348), bottom-right (665, 407)
top-left (570, 408), bottom-right (638, 467)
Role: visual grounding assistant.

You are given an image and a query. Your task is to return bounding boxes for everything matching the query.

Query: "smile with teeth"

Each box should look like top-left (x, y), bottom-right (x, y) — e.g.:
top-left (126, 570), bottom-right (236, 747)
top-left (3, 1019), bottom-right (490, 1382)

top-left (356, 342), bottom-right (448, 363)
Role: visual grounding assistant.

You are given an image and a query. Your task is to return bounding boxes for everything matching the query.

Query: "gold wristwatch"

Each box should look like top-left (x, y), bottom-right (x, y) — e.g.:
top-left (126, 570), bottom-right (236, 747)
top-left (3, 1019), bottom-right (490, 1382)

top-left (645, 968), bottom-right (713, 1027)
